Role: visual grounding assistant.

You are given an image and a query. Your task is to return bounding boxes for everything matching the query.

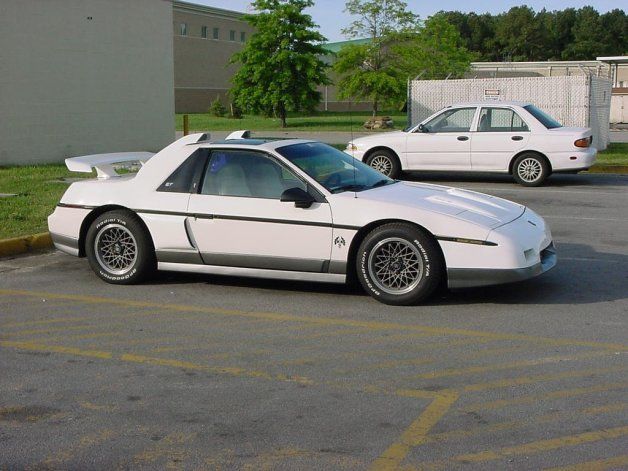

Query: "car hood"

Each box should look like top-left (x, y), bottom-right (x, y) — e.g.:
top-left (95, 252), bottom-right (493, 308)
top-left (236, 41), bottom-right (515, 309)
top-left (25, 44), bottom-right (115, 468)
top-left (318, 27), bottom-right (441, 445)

top-left (358, 181), bottom-right (525, 229)
top-left (352, 131), bottom-right (406, 143)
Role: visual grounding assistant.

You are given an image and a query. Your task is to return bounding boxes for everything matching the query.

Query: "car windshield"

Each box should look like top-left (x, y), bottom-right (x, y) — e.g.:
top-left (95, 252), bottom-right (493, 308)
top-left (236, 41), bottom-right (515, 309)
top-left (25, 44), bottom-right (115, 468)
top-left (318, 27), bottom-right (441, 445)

top-left (524, 105), bottom-right (563, 129)
top-left (276, 142), bottom-right (397, 194)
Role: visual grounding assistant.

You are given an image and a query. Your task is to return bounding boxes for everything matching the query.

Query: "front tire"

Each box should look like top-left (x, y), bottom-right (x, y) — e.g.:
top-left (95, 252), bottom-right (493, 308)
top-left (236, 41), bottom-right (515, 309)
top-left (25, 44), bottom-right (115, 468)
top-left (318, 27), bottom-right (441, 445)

top-left (356, 223), bottom-right (443, 305)
top-left (86, 210), bottom-right (156, 284)
top-left (512, 153), bottom-right (549, 186)
top-left (366, 150), bottom-right (401, 179)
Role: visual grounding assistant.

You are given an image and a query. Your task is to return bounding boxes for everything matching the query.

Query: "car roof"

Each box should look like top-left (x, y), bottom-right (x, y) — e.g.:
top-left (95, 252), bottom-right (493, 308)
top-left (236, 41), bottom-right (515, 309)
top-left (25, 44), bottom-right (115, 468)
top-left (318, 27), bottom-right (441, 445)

top-left (447, 100), bottom-right (531, 108)
top-left (189, 138), bottom-right (317, 152)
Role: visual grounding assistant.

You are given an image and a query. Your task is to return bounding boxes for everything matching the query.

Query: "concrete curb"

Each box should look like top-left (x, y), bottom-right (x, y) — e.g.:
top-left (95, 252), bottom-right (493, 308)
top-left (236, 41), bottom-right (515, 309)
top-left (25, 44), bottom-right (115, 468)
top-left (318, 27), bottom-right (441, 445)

top-left (0, 232), bottom-right (53, 258)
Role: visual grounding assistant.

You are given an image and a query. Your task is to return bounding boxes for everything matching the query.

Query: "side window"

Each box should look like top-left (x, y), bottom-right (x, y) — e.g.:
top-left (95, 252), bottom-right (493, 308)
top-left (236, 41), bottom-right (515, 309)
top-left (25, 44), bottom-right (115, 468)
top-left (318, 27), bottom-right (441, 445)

top-left (158, 150), bottom-right (208, 193)
top-left (478, 108), bottom-right (530, 132)
top-left (200, 150), bottom-right (306, 199)
top-left (423, 108), bottom-right (475, 133)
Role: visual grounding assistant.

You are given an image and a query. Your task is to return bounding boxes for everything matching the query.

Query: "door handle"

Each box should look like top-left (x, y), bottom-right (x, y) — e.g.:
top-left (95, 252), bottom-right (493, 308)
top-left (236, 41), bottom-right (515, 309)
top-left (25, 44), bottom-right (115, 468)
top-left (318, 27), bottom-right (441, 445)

top-left (511, 136), bottom-right (523, 141)
top-left (457, 136), bottom-right (469, 141)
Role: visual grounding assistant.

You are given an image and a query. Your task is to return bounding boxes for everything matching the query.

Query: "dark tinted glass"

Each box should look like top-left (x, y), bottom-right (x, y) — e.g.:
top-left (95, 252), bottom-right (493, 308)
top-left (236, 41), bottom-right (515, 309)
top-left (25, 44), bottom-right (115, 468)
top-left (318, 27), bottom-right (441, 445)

top-left (524, 105), bottom-right (562, 129)
top-left (157, 150), bottom-right (206, 193)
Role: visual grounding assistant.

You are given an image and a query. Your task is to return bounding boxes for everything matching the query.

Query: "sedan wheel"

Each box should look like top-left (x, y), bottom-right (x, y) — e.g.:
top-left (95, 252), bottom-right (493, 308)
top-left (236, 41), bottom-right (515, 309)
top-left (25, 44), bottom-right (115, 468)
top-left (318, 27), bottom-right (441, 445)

top-left (357, 223), bottom-right (443, 305)
top-left (513, 153), bottom-right (549, 187)
top-left (86, 210), bottom-right (155, 284)
top-left (366, 150), bottom-right (400, 179)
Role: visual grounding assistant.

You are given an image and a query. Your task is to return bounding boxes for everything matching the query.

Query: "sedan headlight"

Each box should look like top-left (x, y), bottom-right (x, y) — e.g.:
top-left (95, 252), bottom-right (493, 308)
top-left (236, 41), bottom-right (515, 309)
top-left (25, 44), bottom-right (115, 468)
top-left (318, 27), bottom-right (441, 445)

top-left (347, 142), bottom-right (358, 151)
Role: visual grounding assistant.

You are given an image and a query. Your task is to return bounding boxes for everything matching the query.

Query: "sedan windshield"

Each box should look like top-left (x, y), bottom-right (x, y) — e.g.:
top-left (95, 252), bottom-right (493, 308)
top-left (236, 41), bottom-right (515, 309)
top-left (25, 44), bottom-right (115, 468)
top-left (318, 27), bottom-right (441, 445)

top-left (276, 142), bottom-right (397, 194)
top-left (524, 105), bottom-right (563, 129)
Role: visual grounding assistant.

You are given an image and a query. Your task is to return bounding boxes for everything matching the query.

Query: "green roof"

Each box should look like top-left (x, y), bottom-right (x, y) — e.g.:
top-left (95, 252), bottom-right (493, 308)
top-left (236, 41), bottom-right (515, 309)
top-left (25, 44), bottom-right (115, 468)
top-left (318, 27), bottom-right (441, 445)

top-left (322, 38), bottom-right (371, 53)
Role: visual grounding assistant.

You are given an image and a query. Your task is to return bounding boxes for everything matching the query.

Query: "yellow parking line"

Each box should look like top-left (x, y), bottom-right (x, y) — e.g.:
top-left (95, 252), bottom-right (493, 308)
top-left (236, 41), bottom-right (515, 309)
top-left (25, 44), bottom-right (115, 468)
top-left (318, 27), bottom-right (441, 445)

top-left (349, 357), bottom-right (434, 373)
top-left (424, 402), bottom-right (628, 445)
top-left (464, 382), bottom-right (628, 412)
top-left (36, 429), bottom-right (116, 468)
top-left (43, 332), bottom-right (121, 343)
top-left (130, 432), bottom-right (195, 467)
top-left (408, 351), bottom-right (612, 380)
top-left (0, 317), bottom-right (90, 328)
top-left (461, 366), bottom-right (628, 392)
top-left (2, 288), bottom-right (626, 351)
top-left (369, 391), bottom-right (459, 471)
top-left (1, 325), bottom-right (100, 338)
top-left (120, 353), bottom-right (312, 384)
top-left (544, 454), bottom-right (628, 470)
top-left (0, 340), bottom-right (312, 385)
top-left (580, 402), bottom-right (628, 415)
top-left (438, 425), bottom-right (628, 467)
top-left (0, 340), bottom-right (112, 359)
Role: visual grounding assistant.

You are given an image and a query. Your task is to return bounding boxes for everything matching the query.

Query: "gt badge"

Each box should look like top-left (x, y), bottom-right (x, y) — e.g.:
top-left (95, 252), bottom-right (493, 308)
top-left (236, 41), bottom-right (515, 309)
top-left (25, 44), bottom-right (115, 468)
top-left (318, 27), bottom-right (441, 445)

top-left (334, 236), bottom-right (346, 249)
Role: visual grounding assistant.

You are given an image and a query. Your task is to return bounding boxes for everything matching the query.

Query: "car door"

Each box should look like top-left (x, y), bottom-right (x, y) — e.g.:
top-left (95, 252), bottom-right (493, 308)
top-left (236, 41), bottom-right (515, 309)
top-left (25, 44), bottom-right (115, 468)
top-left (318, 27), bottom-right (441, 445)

top-left (405, 107), bottom-right (477, 170)
top-left (187, 148), bottom-right (333, 273)
top-left (471, 107), bottom-right (531, 171)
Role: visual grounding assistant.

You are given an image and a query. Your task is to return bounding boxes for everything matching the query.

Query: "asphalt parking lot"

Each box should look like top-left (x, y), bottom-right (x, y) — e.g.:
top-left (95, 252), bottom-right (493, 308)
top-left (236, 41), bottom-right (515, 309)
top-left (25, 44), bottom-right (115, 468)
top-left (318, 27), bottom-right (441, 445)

top-left (1, 172), bottom-right (627, 470)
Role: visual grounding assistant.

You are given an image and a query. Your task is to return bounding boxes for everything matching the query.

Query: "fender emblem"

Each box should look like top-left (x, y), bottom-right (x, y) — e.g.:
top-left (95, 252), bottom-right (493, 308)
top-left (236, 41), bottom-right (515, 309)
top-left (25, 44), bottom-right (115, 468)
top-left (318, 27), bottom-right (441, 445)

top-left (334, 236), bottom-right (346, 248)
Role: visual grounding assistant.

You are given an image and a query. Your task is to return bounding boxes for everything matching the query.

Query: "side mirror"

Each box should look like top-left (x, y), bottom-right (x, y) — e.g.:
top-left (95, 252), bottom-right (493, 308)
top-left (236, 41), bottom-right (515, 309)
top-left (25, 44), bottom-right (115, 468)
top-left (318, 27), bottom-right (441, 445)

top-left (280, 187), bottom-right (315, 208)
top-left (418, 123), bottom-right (427, 133)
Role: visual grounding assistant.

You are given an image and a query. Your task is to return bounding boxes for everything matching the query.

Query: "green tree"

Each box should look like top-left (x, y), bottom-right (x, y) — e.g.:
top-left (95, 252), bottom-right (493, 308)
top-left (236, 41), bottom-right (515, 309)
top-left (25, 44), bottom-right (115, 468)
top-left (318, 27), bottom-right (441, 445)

top-left (335, 1), bottom-right (471, 114)
top-left (494, 6), bottom-right (548, 61)
top-left (399, 16), bottom-right (474, 80)
top-left (334, 0), bottom-right (419, 114)
top-left (229, 0), bottom-right (330, 128)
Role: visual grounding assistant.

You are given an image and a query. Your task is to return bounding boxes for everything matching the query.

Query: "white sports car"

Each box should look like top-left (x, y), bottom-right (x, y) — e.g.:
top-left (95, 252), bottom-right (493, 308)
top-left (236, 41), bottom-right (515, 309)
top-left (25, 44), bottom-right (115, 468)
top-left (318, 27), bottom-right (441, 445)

top-left (346, 101), bottom-right (596, 186)
top-left (48, 132), bottom-right (556, 305)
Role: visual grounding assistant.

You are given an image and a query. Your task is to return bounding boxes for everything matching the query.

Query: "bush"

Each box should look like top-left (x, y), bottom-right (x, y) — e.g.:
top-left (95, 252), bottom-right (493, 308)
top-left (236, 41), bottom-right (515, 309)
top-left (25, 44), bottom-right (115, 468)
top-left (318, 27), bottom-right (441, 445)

top-left (209, 97), bottom-right (227, 117)
top-left (229, 102), bottom-right (243, 119)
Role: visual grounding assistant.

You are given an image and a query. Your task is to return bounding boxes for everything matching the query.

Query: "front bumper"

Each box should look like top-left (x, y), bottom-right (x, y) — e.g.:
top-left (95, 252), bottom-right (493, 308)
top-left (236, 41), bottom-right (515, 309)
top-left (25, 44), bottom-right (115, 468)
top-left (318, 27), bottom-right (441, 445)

top-left (447, 242), bottom-right (556, 288)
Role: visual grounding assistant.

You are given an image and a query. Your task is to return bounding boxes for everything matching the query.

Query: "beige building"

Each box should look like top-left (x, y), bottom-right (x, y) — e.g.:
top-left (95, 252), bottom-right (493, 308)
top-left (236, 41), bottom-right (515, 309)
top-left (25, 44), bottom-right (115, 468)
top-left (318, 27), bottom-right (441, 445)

top-left (0, 0), bottom-right (175, 165)
top-left (173, 1), bottom-right (254, 113)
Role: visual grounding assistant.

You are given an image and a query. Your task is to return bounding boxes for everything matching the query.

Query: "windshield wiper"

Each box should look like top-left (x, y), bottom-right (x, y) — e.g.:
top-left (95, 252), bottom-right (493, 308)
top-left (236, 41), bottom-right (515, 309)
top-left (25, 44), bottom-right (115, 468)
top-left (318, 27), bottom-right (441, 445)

top-left (331, 184), bottom-right (367, 194)
top-left (371, 179), bottom-right (395, 188)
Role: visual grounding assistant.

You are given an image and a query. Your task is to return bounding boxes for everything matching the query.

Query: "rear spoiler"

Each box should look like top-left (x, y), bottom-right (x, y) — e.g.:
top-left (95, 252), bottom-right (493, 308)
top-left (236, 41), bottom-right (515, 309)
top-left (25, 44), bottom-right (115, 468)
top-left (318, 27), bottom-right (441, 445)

top-left (65, 152), bottom-right (155, 179)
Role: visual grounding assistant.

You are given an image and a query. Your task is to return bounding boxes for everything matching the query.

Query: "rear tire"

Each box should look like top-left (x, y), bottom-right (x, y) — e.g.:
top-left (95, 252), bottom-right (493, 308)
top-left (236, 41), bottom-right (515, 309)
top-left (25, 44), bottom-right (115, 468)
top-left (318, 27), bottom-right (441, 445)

top-left (512, 153), bottom-right (549, 186)
top-left (366, 150), bottom-right (401, 179)
top-left (356, 223), bottom-right (443, 305)
top-left (86, 210), bottom-right (156, 284)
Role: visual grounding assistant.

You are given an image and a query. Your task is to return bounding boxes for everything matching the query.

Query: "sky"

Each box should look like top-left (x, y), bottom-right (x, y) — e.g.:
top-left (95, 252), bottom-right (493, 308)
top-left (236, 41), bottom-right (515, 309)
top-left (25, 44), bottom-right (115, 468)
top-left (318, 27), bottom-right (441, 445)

top-left (193, 0), bottom-right (621, 42)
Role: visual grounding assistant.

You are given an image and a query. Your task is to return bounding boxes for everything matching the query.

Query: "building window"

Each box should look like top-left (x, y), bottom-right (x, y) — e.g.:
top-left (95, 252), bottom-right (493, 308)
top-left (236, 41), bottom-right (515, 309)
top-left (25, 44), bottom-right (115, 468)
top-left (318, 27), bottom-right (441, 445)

top-left (179, 23), bottom-right (187, 36)
top-left (213, 27), bottom-right (219, 39)
top-left (230, 30), bottom-right (236, 41)
top-left (201, 26), bottom-right (208, 39)
top-left (240, 31), bottom-right (246, 42)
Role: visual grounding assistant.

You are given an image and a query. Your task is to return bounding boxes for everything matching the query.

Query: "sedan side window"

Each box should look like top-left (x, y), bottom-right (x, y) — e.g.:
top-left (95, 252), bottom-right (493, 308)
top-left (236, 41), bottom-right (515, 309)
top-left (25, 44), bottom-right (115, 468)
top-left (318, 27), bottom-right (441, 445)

top-left (478, 108), bottom-right (530, 132)
top-left (200, 150), bottom-right (306, 199)
top-left (423, 108), bottom-right (476, 133)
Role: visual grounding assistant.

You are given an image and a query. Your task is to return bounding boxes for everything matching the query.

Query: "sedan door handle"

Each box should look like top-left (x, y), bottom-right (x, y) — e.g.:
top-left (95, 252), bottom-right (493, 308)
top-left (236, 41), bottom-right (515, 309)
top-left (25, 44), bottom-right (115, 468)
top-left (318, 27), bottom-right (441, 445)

top-left (511, 135), bottom-right (524, 141)
top-left (457, 136), bottom-right (469, 141)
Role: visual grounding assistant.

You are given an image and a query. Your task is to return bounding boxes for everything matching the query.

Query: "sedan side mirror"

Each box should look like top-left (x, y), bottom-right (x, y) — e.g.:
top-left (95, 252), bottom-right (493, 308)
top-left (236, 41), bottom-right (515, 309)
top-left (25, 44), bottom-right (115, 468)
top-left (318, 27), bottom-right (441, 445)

top-left (280, 187), bottom-right (315, 208)
top-left (417, 124), bottom-right (428, 133)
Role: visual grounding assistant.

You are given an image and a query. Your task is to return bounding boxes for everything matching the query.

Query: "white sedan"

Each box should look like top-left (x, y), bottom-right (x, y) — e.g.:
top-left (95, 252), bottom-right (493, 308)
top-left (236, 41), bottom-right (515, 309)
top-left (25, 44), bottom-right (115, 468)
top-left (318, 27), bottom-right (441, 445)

top-left (48, 132), bottom-right (556, 305)
top-left (346, 101), bottom-right (596, 186)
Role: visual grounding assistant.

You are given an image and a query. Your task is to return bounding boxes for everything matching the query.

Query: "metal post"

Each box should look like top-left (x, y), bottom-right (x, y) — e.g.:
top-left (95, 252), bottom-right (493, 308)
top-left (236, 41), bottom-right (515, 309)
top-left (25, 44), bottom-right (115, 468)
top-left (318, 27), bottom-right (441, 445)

top-left (183, 114), bottom-right (189, 136)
